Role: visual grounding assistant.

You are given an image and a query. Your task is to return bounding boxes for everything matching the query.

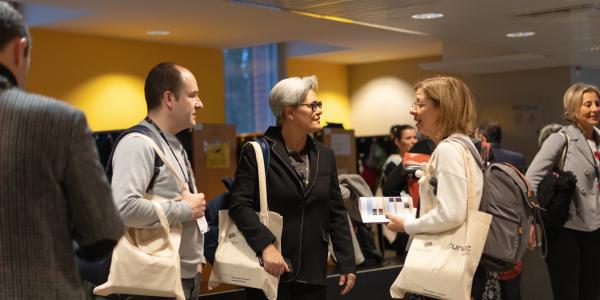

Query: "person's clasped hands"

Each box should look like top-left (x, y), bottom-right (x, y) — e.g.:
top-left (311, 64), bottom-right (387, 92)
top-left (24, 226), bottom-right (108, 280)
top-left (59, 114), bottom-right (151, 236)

top-left (181, 186), bottom-right (206, 219)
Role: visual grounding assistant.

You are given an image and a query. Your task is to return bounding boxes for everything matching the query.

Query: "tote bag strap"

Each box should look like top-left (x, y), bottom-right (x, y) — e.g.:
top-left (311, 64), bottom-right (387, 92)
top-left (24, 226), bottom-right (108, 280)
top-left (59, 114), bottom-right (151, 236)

top-left (444, 138), bottom-right (479, 212)
top-left (150, 199), bottom-right (172, 235)
top-left (248, 141), bottom-right (270, 227)
top-left (557, 132), bottom-right (569, 171)
top-left (121, 133), bottom-right (187, 188)
top-left (120, 133), bottom-right (184, 240)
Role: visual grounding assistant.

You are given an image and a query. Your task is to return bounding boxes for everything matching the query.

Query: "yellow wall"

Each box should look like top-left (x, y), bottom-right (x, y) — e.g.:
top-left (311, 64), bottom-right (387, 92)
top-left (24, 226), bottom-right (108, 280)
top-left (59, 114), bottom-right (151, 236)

top-left (28, 28), bottom-right (225, 131)
top-left (347, 56), bottom-right (439, 136)
top-left (287, 58), bottom-right (351, 129)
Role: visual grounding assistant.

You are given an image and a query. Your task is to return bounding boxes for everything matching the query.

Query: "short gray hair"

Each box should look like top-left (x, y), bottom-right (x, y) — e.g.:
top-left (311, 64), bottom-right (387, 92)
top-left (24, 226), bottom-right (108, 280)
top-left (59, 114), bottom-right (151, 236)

top-left (538, 123), bottom-right (562, 147)
top-left (268, 75), bottom-right (318, 125)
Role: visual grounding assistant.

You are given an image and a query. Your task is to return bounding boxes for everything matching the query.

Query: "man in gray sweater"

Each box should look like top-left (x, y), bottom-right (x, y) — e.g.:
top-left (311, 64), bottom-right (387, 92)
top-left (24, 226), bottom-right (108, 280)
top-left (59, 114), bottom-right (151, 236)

top-left (111, 62), bottom-right (206, 299)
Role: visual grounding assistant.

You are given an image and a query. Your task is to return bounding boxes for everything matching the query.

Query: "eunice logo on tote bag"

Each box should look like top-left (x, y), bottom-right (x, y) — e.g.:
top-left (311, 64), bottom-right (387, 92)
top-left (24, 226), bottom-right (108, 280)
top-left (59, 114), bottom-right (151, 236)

top-left (447, 242), bottom-right (472, 256)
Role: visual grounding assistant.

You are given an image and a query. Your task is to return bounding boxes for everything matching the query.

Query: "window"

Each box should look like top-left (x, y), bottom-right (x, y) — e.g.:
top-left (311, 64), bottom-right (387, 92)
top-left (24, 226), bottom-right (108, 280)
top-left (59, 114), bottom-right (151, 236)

top-left (224, 44), bottom-right (278, 133)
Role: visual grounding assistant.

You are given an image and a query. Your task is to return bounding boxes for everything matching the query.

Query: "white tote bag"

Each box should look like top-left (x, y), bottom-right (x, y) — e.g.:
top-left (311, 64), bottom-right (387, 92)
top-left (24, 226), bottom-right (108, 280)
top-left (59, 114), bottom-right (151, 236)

top-left (390, 141), bottom-right (492, 300)
top-left (94, 133), bottom-right (187, 299)
top-left (208, 141), bottom-right (283, 300)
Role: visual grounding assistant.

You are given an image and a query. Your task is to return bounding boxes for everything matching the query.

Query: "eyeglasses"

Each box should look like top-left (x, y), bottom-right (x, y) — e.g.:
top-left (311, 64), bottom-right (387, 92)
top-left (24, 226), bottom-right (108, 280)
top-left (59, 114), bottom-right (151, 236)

top-left (296, 101), bottom-right (323, 112)
top-left (411, 101), bottom-right (426, 111)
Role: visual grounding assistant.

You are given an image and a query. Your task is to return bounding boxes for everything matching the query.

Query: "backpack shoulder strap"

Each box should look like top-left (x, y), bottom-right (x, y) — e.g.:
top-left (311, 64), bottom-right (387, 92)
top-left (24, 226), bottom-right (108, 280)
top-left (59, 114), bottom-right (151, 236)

top-left (255, 137), bottom-right (271, 174)
top-left (124, 133), bottom-right (186, 187)
top-left (106, 124), bottom-right (164, 192)
top-left (445, 137), bottom-right (484, 169)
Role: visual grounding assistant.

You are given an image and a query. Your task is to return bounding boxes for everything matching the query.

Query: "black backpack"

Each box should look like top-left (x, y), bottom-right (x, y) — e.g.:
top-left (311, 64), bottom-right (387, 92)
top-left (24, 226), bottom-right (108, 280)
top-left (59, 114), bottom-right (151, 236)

top-left (450, 137), bottom-right (545, 272)
top-left (106, 125), bottom-right (165, 189)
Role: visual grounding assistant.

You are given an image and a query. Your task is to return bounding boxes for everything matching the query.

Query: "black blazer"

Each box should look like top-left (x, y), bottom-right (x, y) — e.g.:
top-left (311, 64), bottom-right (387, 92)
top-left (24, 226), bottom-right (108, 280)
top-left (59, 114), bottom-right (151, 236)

top-left (229, 126), bottom-right (356, 285)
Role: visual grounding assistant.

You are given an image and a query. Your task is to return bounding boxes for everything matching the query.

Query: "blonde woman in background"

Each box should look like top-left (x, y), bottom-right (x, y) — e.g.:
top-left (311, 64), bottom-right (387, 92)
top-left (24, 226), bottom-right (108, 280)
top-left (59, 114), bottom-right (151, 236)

top-left (526, 83), bottom-right (600, 300)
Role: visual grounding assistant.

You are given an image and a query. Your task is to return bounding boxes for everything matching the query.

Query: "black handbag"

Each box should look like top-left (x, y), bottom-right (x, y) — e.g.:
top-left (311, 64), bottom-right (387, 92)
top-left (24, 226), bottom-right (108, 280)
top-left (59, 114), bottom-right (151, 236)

top-left (536, 132), bottom-right (577, 228)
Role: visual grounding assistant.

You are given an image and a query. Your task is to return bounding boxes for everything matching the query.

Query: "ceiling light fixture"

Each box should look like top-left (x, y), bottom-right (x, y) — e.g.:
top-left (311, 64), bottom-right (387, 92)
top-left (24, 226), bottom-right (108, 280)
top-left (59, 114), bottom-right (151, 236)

top-left (506, 31), bottom-right (535, 38)
top-left (582, 45), bottom-right (600, 52)
top-left (146, 30), bottom-right (170, 36)
top-left (411, 13), bottom-right (444, 20)
top-left (292, 10), bottom-right (428, 36)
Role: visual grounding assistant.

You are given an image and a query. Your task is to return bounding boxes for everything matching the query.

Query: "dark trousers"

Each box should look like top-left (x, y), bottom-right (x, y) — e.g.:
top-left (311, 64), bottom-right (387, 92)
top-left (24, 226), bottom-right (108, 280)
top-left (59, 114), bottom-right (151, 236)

top-left (545, 227), bottom-right (600, 300)
top-left (471, 266), bottom-right (487, 300)
top-left (245, 281), bottom-right (326, 300)
top-left (500, 273), bottom-right (521, 300)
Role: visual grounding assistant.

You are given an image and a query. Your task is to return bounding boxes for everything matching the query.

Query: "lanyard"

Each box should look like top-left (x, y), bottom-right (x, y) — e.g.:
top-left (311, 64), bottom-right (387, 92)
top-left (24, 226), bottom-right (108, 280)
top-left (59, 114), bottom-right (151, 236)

top-left (145, 117), bottom-right (194, 192)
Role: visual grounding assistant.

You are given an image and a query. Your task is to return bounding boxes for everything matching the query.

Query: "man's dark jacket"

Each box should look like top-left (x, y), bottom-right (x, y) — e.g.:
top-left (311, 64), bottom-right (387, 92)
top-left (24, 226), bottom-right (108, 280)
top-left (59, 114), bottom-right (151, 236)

top-left (0, 65), bottom-right (123, 299)
top-left (229, 126), bottom-right (356, 285)
top-left (490, 142), bottom-right (527, 171)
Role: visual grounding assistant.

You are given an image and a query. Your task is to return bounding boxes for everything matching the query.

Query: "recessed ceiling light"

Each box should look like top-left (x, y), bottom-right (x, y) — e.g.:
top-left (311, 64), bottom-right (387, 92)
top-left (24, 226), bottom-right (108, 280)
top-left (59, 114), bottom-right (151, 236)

top-left (411, 13), bottom-right (444, 20)
top-left (146, 30), bottom-right (170, 36)
top-left (582, 45), bottom-right (600, 52)
top-left (506, 31), bottom-right (535, 38)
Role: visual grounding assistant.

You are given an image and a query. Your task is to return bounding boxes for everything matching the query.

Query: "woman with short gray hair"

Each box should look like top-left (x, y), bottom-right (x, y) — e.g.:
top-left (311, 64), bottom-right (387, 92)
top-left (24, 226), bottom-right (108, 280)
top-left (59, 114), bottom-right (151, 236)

top-left (230, 75), bottom-right (357, 300)
top-left (269, 75), bottom-right (318, 125)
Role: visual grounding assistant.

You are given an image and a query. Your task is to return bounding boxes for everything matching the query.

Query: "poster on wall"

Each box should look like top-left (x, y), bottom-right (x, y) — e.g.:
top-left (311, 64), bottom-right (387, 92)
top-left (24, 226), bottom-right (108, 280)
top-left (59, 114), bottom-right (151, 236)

top-left (205, 141), bottom-right (230, 168)
top-left (513, 104), bottom-right (540, 124)
top-left (330, 133), bottom-right (352, 156)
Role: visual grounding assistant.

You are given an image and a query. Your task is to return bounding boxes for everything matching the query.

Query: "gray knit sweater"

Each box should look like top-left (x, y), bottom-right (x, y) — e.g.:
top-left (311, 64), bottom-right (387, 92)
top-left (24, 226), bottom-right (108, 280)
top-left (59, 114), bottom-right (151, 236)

top-left (111, 120), bottom-right (205, 278)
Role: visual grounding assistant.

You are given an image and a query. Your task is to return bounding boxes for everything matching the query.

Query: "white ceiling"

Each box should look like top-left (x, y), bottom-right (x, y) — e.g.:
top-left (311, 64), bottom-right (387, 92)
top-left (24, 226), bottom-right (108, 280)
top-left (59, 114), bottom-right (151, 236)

top-left (14, 0), bottom-right (600, 74)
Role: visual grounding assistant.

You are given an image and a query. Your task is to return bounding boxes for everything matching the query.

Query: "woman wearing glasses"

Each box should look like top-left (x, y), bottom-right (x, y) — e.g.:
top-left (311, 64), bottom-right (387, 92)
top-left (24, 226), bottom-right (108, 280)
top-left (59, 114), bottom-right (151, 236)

top-left (385, 75), bottom-right (487, 299)
top-left (229, 75), bottom-right (356, 300)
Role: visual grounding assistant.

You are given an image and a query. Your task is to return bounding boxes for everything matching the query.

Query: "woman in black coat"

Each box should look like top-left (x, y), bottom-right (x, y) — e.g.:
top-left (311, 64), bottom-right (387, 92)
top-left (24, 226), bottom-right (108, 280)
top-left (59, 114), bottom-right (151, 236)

top-left (229, 75), bottom-right (356, 300)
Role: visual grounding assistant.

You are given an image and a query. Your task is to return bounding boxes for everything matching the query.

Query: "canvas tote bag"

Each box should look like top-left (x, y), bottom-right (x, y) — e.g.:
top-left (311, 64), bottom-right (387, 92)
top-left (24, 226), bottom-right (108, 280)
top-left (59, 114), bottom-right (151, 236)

top-left (208, 141), bottom-right (284, 300)
top-left (390, 140), bottom-right (492, 300)
top-left (94, 133), bottom-right (187, 299)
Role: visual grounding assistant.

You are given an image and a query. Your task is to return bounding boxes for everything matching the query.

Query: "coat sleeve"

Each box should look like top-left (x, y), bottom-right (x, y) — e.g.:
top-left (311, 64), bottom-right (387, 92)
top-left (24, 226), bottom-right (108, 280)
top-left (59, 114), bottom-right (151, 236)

top-left (327, 150), bottom-right (357, 274)
top-left (62, 110), bottom-right (124, 260)
top-left (526, 132), bottom-right (567, 193)
top-left (229, 144), bottom-right (276, 255)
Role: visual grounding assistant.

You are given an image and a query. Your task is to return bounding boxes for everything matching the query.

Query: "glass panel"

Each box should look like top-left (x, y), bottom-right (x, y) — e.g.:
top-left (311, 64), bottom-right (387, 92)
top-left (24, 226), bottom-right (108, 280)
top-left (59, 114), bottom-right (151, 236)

top-left (224, 44), bottom-right (278, 134)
